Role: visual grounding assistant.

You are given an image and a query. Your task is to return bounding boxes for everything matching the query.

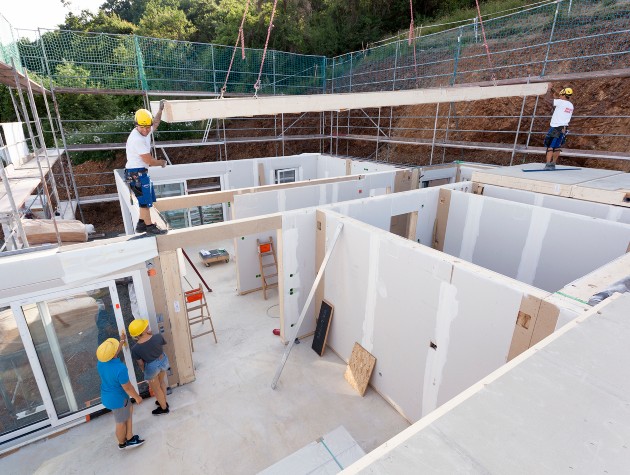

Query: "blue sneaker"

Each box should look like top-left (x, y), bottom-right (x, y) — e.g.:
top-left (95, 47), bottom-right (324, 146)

top-left (119, 434), bottom-right (145, 450)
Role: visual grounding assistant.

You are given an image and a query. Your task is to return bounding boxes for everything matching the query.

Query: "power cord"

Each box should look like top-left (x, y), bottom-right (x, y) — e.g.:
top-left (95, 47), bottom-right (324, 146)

top-left (266, 303), bottom-right (279, 318)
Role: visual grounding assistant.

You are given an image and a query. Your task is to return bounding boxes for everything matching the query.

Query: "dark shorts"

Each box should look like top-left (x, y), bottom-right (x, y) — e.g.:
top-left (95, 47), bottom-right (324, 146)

top-left (113, 398), bottom-right (131, 423)
top-left (544, 127), bottom-right (567, 150)
top-left (125, 168), bottom-right (156, 208)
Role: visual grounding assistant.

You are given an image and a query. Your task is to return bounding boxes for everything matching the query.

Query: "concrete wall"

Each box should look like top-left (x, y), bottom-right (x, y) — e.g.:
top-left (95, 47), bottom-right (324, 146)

top-left (318, 211), bottom-right (563, 423)
top-left (442, 190), bottom-right (630, 292)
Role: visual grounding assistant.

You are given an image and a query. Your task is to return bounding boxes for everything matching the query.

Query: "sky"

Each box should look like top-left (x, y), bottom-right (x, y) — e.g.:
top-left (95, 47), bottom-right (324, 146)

top-left (3, 0), bottom-right (104, 36)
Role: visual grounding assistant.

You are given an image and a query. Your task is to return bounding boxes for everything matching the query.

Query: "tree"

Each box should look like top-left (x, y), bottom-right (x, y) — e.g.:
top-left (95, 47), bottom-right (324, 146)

top-left (136, 0), bottom-right (197, 40)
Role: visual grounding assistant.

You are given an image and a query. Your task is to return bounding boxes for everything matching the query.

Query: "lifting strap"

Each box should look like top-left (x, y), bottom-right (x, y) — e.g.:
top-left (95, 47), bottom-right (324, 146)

top-left (221, 0), bottom-right (251, 98)
top-left (254, 0), bottom-right (279, 97)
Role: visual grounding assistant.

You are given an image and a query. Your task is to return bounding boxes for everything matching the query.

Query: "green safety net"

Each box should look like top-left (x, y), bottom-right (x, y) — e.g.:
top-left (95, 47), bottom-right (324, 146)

top-left (329, 0), bottom-right (630, 93)
top-left (0, 13), bottom-right (22, 73)
top-left (3, 0), bottom-right (629, 95)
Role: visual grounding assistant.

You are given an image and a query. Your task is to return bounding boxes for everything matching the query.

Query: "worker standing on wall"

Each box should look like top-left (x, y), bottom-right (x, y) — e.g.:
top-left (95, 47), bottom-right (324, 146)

top-left (96, 333), bottom-right (145, 450)
top-left (125, 100), bottom-right (168, 234)
top-left (543, 86), bottom-right (574, 170)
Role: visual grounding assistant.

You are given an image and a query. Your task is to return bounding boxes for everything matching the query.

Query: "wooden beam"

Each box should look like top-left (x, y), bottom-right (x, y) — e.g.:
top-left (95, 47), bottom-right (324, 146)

top-left (152, 83), bottom-right (549, 122)
top-left (156, 214), bottom-right (282, 252)
top-left (158, 250), bottom-right (195, 385)
top-left (154, 174), bottom-right (365, 212)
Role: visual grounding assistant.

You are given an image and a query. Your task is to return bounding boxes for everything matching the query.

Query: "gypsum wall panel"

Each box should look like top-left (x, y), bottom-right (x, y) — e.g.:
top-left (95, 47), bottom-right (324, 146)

top-left (233, 173), bottom-right (398, 293)
top-left (320, 211), bottom-right (549, 422)
top-left (477, 184), bottom-right (630, 224)
top-left (350, 160), bottom-right (403, 175)
top-left (279, 186), bottom-right (468, 331)
top-left (442, 190), bottom-right (630, 292)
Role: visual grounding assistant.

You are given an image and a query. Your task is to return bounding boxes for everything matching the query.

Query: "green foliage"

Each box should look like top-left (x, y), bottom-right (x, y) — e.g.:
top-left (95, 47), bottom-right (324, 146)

top-left (137, 0), bottom-right (197, 40)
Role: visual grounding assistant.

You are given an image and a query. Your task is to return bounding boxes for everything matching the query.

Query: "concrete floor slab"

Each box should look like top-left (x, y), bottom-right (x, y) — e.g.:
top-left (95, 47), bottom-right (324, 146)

top-left (0, 239), bottom-right (408, 474)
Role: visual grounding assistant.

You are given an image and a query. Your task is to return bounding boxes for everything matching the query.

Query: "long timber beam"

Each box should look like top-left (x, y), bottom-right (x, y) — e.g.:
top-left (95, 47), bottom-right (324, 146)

top-left (152, 83), bottom-right (550, 122)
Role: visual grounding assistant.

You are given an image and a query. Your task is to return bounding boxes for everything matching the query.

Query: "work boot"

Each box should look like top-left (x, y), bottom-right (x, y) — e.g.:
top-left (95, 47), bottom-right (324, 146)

top-left (544, 162), bottom-right (556, 170)
top-left (135, 219), bottom-right (147, 233)
top-left (152, 406), bottom-right (170, 416)
top-left (145, 224), bottom-right (168, 235)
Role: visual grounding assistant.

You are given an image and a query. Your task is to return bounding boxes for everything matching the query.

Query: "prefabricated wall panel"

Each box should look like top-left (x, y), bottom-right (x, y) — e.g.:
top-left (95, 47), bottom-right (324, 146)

top-left (233, 172), bottom-right (398, 293)
top-left (280, 184), bottom-right (475, 335)
top-left (477, 184), bottom-right (630, 224)
top-left (319, 212), bottom-right (553, 423)
top-left (442, 190), bottom-right (630, 292)
top-left (471, 164), bottom-right (628, 206)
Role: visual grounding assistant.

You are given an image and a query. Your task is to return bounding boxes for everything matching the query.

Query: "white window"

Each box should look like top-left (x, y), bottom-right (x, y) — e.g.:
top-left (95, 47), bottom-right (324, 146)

top-left (274, 168), bottom-right (297, 184)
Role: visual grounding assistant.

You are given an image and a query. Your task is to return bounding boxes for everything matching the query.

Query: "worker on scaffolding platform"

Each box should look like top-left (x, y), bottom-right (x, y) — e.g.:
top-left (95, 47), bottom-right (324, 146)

top-left (543, 86), bottom-right (574, 170)
top-left (125, 101), bottom-right (168, 235)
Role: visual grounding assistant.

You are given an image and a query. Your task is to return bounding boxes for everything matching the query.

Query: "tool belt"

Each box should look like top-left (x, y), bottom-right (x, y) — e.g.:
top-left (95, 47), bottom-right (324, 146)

top-left (549, 126), bottom-right (568, 139)
top-left (125, 168), bottom-right (148, 204)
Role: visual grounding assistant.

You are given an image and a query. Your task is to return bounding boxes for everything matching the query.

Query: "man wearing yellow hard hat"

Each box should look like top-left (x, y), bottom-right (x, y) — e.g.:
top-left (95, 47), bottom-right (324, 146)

top-left (543, 86), bottom-right (574, 170)
top-left (129, 318), bottom-right (171, 415)
top-left (96, 332), bottom-right (145, 450)
top-left (125, 100), bottom-right (168, 235)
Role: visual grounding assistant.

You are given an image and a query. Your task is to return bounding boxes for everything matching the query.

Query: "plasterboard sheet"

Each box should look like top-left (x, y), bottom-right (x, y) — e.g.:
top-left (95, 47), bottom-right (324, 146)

top-left (259, 426), bottom-right (365, 474)
top-left (350, 160), bottom-right (400, 174)
top-left (317, 155), bottom-right (349, 178)
top-left (281, 212), bottom-right (318, 335)
top-left (443, 191), bottom-right (630, 292)
top-left (321, 212), bottom-right (536, 422)
top-left (480, 184), bottom-right (630, 224)
top-left (347, 294), bottom-right (630, 474)
top-left (474, 163), bottom-right (621, 185)
top-left (439, 265), bottom-right (523, 406)
top-left (576, 173), bottom-right (630, 192)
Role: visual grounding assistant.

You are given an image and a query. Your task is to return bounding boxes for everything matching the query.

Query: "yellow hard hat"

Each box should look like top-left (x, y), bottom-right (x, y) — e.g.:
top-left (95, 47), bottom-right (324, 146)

top-left (129, 318), bottom-right (149, 338)
top-left (96, 338), bottom-right (120, 362)
top-left (560, 87), bottom-right (573, 96)
top-left (134, 109), bottom-right (153, 127)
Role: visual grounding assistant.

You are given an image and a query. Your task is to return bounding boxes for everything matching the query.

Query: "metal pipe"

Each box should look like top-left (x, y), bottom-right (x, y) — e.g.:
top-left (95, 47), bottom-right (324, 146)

top-left (429, 103), bottom-right (440, 165)
top-left (541, 1), bottom-right (560, 77)
top-left (510, 94), bottom-right (528, 166)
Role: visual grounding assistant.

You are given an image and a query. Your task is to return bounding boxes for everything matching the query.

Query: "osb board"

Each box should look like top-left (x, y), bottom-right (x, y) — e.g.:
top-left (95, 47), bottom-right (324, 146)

top-left (559, 252), bottom-right (630, 302)
top-left (507, 294), bottom-right (544, 361)
top-left (432, 188), bottom-right (451, 251)
top-left (530, 299), bottom-right (561, 347)
top-left (393, 169), bottom-right (414, 193)
top-left (344, 342), bottom-right (376, 397)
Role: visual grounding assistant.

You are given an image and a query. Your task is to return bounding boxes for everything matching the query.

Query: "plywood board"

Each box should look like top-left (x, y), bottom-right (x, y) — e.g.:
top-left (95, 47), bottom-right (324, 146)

top-left (507, 294), bottom-right (544, 361)
top-left (344, 342), bottom-right (376, 396)
top-left (571, 173), bottom-right (630, 208)
top-left (152, 83), bottom-right (548, 121)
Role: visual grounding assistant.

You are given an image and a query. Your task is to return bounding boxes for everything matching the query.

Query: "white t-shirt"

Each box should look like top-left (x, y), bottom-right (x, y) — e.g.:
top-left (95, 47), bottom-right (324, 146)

top-left (125, 128), bottom-right (152, 169)
top-left (550, 99), bottom-right (574, 127)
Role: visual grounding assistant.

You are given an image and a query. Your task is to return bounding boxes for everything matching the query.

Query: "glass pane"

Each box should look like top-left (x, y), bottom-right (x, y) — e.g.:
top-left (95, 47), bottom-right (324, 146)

top-left (154, 182), bottom-right (184, 199)
top-left (22, 287), bottom-right (121, 419)
top-left (0, 306), bottom-right (48, 437)
top-left (114, 278), bottom-right (147, 394)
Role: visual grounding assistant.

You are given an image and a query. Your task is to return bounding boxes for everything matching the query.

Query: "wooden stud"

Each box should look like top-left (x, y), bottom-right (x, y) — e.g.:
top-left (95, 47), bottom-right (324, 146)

top-left (432, 188), bottom-right (451, 251)
top-left (507, 294), bottom-right (544, 361)
top-left (258, 162), bottom-right (266, 186)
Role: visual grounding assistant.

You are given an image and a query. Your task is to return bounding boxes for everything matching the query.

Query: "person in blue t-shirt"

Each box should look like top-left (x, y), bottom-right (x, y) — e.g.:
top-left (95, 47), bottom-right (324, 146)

top-left (96, 333), bottom-right (145, 450)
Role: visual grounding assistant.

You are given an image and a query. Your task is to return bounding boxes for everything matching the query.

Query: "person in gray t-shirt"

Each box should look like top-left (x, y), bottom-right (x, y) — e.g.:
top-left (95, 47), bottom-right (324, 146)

top-left (129, 319), bottom-right (170, 416)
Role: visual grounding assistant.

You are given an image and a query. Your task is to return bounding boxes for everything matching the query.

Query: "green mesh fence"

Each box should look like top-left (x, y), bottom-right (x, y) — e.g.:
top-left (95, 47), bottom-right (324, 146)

top-left (3, 0), bottom-right (629, 95)
top-left (329, 0), bottom-right (630, 92)
top-left (0, 13), bottom-right (22, 72)
top-left (14, 29), bottom-right (325, 94)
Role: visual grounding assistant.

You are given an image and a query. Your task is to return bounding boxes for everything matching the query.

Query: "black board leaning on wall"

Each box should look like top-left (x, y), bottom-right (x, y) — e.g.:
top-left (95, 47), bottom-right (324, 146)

top-left (312, 300), bottom-right (334, 356)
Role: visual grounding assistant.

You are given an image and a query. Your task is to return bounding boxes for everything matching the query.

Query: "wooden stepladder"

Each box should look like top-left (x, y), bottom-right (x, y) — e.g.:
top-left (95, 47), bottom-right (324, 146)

top-left (257, 236), bottom-right (278, 300)
top-left (184, 285), bottom-right (217, 350)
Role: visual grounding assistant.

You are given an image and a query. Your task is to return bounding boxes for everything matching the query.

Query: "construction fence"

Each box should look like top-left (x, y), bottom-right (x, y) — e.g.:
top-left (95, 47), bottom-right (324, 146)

top-left (2, 0), bottom-right (629, 96)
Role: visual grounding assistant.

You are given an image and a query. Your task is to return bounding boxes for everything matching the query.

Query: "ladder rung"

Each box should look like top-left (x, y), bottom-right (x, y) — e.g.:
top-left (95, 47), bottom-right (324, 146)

top-left (264, 273), bottom-right (278, 278)
top-left (262, 263), bottom-right (276, 268)
top-left (186, 304), bottom-right (207, 312)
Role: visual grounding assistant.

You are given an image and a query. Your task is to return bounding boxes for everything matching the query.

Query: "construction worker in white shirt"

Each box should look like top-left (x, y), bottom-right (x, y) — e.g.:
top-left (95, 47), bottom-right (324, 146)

top-left (543, 86), bottom-right (574, 170)
top-left (125, 100), bottom-right (168, 235)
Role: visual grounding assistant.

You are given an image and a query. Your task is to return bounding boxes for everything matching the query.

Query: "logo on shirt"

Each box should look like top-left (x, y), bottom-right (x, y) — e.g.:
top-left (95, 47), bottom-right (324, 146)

top-left (564, 107), bottom-right (573, 113)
